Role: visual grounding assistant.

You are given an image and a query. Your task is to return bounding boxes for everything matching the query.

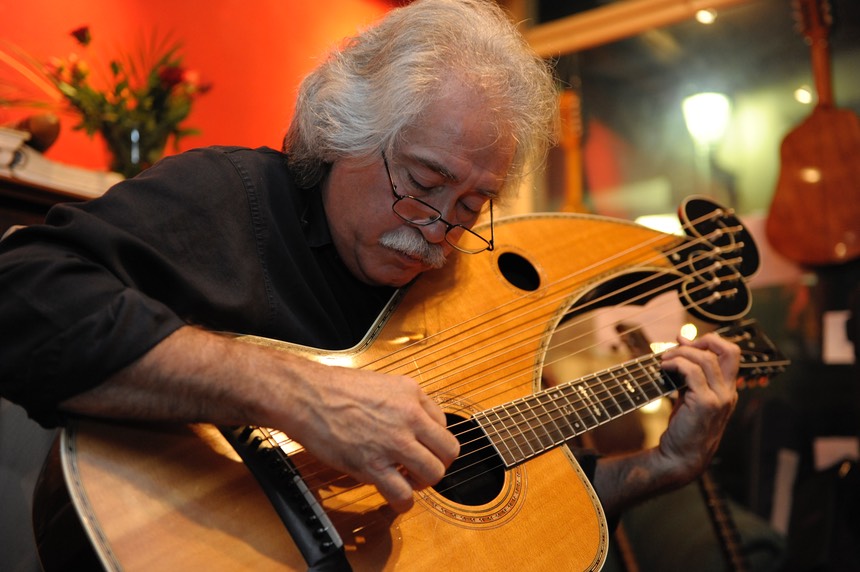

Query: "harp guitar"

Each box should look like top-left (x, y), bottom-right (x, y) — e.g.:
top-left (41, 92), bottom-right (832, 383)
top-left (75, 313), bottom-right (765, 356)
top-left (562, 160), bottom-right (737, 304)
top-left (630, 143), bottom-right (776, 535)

top-left (36, 197), bottom-right (786, 571)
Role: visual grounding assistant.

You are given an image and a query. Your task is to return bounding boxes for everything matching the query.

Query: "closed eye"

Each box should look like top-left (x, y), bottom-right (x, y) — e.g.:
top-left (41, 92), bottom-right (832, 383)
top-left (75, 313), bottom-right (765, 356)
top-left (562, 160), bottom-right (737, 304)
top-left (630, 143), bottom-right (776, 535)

top-left (407, 173), bottom-right (441, 195)
top-left (457, 197), bottom-right (489, 221)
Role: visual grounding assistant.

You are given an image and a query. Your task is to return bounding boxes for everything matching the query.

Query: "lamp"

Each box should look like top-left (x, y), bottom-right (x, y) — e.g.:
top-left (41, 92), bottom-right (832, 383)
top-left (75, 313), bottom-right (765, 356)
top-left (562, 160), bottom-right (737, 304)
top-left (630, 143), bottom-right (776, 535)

top-left (682, 92), bottom-right (731, 195)
top-left (682, 92), bottom-right (731, 147)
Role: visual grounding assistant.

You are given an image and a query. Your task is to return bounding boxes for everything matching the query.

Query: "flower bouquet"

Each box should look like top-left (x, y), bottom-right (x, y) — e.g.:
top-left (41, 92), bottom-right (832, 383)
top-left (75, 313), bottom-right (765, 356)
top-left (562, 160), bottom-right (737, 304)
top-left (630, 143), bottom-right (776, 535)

top-left (1, 26), bottom-right (211, 178)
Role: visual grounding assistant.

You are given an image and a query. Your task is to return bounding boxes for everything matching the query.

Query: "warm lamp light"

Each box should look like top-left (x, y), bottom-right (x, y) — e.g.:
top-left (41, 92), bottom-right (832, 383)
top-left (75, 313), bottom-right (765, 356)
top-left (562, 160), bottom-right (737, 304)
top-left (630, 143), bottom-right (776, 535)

top-left (682, 92), bottom-right (731, 147)
top-left (695, 9), bottom-right (718, 25)
top-left (794, 86), bottom-right (813, 104)
top-left (680, 322), bottom-right (698, 340)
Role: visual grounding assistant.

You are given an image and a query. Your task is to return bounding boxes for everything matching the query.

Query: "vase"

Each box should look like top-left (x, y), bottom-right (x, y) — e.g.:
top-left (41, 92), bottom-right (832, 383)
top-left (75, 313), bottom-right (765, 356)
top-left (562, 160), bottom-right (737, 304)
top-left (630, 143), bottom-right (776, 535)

top-left (100, 123), bottom-right (170, 179)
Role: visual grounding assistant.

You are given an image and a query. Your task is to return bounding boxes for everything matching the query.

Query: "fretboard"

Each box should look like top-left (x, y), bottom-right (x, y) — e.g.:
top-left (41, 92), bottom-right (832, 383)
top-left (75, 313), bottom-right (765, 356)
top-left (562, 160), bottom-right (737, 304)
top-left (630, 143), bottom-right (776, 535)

top-left (472, 353), bottom-right (681, 467)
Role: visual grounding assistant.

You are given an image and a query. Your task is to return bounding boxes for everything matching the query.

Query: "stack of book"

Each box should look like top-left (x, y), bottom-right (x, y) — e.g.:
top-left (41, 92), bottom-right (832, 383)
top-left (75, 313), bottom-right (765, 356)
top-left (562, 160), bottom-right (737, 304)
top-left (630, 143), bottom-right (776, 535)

top-left (0, 126), bottom-right (122, 200)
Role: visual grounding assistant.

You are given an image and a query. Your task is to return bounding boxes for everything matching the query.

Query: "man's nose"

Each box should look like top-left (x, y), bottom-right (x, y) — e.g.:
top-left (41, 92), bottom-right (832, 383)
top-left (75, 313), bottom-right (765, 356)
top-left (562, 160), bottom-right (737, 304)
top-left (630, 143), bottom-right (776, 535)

top-left (417, 219), bottom-right (449, 244)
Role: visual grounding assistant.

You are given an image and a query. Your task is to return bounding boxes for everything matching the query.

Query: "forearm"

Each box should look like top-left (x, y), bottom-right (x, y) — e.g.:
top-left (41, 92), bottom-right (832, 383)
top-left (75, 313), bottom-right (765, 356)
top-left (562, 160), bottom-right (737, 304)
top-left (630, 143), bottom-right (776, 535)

top-left (59, 324), bottom-right (459, 513)
top-left (593, 447), bottom-right (696, 519)
top-left (594, 333), bottom-right (741, 519)
top-left (59, 325), bottom-right (315, 432)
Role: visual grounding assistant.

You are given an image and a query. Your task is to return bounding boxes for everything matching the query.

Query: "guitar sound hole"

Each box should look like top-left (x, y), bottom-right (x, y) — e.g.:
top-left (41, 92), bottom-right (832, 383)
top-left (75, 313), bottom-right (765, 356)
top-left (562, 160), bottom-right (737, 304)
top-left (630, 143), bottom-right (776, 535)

top-left (432, 413), bottom-right (505, 505)
top-left (497, 252), bottom-right (540, 291)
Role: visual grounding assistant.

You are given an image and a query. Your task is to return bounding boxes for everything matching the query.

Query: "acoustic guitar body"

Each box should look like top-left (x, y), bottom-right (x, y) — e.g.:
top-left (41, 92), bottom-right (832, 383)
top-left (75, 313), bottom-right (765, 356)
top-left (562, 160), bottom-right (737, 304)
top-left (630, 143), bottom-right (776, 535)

top-left (766, 106), bottom-right (860, 265)
top-left (766, 0), bottom-right (860, 266)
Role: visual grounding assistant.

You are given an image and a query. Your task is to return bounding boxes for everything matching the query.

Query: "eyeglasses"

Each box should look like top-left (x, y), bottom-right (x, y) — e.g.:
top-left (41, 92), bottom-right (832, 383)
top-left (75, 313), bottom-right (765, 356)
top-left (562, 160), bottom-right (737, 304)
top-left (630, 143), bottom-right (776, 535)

top-left (382, 152), bottom-right (494, 254)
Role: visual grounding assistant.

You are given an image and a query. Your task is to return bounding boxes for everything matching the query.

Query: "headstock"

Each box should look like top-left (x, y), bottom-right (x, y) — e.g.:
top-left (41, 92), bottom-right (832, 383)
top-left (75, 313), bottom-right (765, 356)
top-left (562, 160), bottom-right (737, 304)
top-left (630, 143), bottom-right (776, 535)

top-left (715, 318), bottom-right (791, 389)
top-left (794, 0), bottom-right (832, 44)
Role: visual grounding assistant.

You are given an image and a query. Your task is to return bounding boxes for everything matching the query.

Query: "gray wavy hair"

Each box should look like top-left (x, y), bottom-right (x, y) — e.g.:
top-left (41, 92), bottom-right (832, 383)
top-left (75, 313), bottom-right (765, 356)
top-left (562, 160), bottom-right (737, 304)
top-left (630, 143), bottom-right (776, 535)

top-left (284, 0), bottom-right (559, 195)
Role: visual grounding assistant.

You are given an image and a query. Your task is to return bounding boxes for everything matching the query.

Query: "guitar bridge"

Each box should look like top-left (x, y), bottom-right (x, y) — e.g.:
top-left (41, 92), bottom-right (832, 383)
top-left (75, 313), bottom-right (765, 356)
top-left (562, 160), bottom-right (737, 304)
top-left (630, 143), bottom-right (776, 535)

top-left (221, 425), bottom-right (350, 571)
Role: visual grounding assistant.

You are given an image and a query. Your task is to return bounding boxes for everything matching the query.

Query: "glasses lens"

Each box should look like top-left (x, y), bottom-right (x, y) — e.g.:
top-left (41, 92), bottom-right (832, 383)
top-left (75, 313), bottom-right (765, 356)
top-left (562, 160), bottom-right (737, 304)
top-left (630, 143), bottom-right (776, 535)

top-left (452, 228), bottom-right (491, 253)
top-left (392, 196), bottom-right (440, 225)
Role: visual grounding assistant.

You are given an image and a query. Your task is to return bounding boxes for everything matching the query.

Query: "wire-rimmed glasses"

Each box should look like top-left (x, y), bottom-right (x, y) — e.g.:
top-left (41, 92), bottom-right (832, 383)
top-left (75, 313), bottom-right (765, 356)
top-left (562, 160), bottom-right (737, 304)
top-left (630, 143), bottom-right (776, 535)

top-left (382, 152), bottom-right (494, 254)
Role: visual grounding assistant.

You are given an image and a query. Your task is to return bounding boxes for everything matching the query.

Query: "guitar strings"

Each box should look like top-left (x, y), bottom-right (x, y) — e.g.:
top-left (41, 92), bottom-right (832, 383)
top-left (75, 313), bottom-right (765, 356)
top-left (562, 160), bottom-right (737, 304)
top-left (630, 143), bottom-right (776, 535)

top-left (277, 207), bottom-right (757, 516)
top-left (400, 248), bottom-right (743, 404)
top-left (284, 315), bottom-right (769, 526)
top-left (362, 212), bottom-right (746, 381)
top-left (280, 210), bottom-right (743, 492)
top-left (387, 301), bottom-right (779, 502)
top-left (411, 315), bottom-right (785, 506)
top-left (289, 273), bottom-right (748, 514)
top-left (420, 272), bottom-right (748, 464)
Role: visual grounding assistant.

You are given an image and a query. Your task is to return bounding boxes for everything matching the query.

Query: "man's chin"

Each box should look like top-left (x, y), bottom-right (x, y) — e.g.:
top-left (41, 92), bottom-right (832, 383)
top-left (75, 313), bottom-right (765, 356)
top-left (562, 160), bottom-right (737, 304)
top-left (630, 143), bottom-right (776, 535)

top-left (372, 262), bottom-right (438, 288)
top-left (387, 264), bottom-right (431, 286)
top-left (361, 247), bottom-right (448, 287)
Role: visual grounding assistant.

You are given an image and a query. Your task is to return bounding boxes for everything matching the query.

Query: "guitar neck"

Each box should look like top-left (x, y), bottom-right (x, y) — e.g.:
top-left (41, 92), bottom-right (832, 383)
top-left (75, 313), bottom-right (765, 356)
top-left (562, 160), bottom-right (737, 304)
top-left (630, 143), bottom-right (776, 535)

top-left (810, 22), bottom-right (834, 107)
top-left (473, 318), bottom-right (787, 468)
top-left (798, 0), bottom-right (835, 106)
top-left (474, 352), bottom-right (679, 467)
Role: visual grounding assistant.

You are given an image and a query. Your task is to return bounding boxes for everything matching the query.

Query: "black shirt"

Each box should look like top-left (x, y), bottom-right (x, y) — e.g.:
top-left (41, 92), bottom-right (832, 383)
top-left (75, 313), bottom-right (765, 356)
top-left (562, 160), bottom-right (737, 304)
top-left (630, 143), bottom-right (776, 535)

top-left (0, 146), bottom-right (394, 425)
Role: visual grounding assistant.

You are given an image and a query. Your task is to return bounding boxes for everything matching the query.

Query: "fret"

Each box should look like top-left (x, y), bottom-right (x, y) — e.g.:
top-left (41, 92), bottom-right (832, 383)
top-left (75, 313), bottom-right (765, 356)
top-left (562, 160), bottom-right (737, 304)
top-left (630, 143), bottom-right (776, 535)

top-left (614, 362), bottom-right (650, 407)
top-left (496, 402), bottom-right (537, 459)
top-left (475, 407), bottom-right (527, 466)
top-left (592, 370), bottom-right (623, 418)
top-left (646, 356), bottom-right (671, 397)
top-left (530, 391), bottom-right (574, 444)
top-left (474, 353), bottom-right (684, 468)
top-left (604, 367), bottom-right (638, 414)
top-left (634, 357), bottom-right (669, 401)
top-left (549, 385), bottom-right (590, 437)
top-left (571, 378), bottom-right (603, 429)
top-left (509, 399), bottom-right (555, 453)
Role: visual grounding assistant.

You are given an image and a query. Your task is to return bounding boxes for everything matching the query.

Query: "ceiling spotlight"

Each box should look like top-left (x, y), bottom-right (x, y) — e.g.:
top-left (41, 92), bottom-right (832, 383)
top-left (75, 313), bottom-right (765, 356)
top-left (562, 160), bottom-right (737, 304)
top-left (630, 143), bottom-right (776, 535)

top-left (696, 9), bottom-right (718, 24)
top-left (683, 92), bottom-right (732, 147)
top-left (794, 86), bottom-right (813, 104)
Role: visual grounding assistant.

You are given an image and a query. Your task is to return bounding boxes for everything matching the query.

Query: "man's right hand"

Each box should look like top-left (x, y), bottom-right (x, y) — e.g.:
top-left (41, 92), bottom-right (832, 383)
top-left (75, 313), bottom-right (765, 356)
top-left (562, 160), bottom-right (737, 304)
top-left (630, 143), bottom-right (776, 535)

top-left (61, 326), bottom-right (461, 513)
top-left (278, 361), bottom-right (461, 513)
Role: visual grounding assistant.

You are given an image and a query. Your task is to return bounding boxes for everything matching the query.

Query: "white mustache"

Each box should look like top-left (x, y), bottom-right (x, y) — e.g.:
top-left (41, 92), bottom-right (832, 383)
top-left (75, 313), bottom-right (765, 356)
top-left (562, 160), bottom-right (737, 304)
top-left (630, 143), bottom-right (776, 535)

top-left (379, 227), bottom-right (447, 269)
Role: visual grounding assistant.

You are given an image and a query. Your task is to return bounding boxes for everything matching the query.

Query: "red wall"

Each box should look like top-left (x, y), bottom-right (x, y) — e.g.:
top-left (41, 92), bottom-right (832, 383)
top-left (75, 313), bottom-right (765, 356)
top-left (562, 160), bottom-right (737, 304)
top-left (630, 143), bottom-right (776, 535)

top-left (0, 0), bottom-right (393, 171)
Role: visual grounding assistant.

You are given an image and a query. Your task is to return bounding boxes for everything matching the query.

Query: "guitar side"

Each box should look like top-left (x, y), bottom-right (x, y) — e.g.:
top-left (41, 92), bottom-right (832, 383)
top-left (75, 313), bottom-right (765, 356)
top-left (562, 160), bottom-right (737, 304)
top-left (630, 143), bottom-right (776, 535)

top-left (54, 418), bottom-right (607, 571)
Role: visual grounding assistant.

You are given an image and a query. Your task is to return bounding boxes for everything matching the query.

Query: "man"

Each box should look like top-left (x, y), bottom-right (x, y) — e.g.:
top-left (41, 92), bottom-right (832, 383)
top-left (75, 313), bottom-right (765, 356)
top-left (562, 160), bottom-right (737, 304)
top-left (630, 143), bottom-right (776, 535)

top-left (0, 0), bottom-right (738, 539)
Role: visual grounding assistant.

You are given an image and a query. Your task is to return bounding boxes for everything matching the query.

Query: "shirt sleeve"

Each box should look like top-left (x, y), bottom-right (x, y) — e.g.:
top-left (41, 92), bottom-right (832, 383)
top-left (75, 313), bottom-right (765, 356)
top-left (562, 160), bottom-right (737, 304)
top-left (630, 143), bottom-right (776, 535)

top-left (0, 148), bottom-right (267, 426)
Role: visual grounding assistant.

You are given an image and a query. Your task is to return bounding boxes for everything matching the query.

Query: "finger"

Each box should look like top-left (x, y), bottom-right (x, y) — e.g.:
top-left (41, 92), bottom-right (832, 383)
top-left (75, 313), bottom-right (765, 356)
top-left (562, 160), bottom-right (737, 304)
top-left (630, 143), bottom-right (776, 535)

top-left (419, 391), bottom-right (448, 427)
top-left (417, 393), bottom-right (461, 466)
top-left (663, 342), bottom-right (730, 393)
top-left (686, 333), bottom-right (741, 381)
top-left (417, 423), bottom-right (460, 469)
top-left (662, 344), bottom-right (738, 413)
top-left (396, 440), bottom-right (449, 488)
top-left (661, 353), bottom-right (709, 395)
top-left (373, 465), bottom-right (416, 514)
